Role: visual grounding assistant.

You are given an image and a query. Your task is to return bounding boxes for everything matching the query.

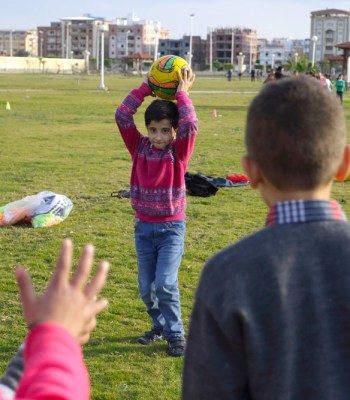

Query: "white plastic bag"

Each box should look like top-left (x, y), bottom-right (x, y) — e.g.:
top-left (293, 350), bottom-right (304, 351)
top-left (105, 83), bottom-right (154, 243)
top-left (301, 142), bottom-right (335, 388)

top-left (0, 191), bottom-right (73, 228)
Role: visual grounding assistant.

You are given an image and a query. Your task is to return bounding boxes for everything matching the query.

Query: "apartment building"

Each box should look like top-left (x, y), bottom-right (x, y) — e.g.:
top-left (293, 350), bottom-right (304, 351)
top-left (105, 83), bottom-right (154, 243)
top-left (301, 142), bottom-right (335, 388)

top-left (108, 13), bottom-right (168, 62)
top-left (258, 42), bottom-right (287, 68)
top-left (157, 35), bottom-right (206, 69)
top-left (25, 29), bottom-right (38, 56)
top-left (37, 23), bottom-right (61, 58)
top-left (38, 16), bottom-right (107, 59)
top-left (0, 30), bottom-right (26, 56)
top-left (310, 8), bottom-right (350, 63)
top-left (205, 28), bottom-right (257, 69)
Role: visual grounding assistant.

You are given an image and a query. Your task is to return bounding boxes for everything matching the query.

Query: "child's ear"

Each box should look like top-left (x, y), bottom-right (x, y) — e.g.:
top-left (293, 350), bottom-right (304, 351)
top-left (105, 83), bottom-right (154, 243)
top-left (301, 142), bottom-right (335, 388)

top-left (335, 144), bottom-right (350, 181)
top-left (241, 155), bottom-right (262, 189)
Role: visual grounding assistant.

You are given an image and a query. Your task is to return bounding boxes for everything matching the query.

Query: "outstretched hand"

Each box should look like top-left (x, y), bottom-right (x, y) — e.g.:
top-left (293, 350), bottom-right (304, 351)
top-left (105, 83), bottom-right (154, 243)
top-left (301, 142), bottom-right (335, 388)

top-left (15, 238), bottom-right (109, 345)
top-left (177, 68), bottom-right (195, 93)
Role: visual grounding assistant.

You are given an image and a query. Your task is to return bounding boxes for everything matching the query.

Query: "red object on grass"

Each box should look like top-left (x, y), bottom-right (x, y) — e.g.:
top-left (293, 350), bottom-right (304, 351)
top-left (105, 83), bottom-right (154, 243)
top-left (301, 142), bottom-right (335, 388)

top-left (226, 174), bottom-right (249, 183)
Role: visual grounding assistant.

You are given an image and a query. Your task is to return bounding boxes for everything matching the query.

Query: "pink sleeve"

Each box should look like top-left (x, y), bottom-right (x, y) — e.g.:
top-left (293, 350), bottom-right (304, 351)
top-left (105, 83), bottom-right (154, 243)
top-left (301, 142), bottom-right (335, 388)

top-left (173, 91), bottom-right (198, 162)
top-left (15, 323), bottom-right (89, 400)
top-left (115, 82), bottom-right (152, 155)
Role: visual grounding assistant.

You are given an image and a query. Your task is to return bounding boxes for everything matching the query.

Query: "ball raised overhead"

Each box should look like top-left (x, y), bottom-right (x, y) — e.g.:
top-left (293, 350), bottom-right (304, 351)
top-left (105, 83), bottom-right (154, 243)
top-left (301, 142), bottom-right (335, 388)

top-left (148, 55), bottom-right (191, 100)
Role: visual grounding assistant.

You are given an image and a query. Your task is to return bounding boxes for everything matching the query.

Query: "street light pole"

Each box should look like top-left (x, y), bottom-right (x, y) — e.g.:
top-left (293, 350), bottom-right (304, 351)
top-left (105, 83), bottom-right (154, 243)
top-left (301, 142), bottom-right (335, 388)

top-left (311, 35), bottom-right (318, 67)
top-left (84, 50), bottom-right (90, 74)
top-left (209, 27), bottom-right (213, 74)
top-left (39, 30), bottom-right (43, 58)
top-left (10, 30), bottom-right (14, 57)
top-left (231, 27), bottom-right (234, 65)
top-left (98, 24), bottom-right (108, 91)
top-left (237, 52), bottom-right (245, 75)
top-left (154, 22), bottom-right (160, 62)
top-left (66, 22), bottom-right (71, 59)
top-left (249, 34), bottom-right (252, 72)
top-left (189, 14), bottom-right (194, 69)
top-left (125, 29), bottom-right (130, 73)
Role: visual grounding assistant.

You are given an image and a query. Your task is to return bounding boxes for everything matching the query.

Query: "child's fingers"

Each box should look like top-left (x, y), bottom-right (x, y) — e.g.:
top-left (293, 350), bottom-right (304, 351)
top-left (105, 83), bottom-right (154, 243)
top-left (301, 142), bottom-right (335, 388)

top-left (71, 244), bottom-right (95, 290)
top-left (93, 298), bottom-right (109, 315)
top-left (84, 261), bottom-right (109, 299)
top-left (50, 239), bottom-right (73, 288)
top-left (15, 267), bottom-right (36, 320)
top-left (78, 300), bottom-right (108, 345)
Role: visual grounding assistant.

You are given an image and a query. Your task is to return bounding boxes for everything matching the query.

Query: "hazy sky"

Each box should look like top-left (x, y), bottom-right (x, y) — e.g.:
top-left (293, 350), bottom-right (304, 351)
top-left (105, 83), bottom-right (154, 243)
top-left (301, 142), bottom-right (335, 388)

top-left (0, 0), bottom-right (349, 40)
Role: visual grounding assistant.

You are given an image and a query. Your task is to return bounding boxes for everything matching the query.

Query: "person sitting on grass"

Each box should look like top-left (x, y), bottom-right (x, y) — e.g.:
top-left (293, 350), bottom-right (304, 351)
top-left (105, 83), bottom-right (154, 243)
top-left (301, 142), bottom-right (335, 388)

top-left (182, 75), bottom-right (350, 399)
top-left (0, 239), bottom-right (109, 400)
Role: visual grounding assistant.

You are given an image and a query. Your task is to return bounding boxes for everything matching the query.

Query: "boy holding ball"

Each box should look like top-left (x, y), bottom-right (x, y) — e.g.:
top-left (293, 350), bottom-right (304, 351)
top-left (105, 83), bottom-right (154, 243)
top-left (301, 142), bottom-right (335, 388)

top-left (115, 68), bottom-right (196, 357)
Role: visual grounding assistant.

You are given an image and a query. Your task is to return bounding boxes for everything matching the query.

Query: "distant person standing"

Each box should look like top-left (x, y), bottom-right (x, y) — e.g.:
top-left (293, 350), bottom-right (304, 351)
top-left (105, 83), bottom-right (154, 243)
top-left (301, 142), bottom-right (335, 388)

top-left (227, 69), bottom-right (232, 82)
top-left (325, 73), bottom-right (333, 92)
top-left (335, 73), bottom-right (345, 104)
top-left (250, 69), bottom-right (255, 82)
top-left (274, 65), bottom-right (286, 79)
top-left (264, 69), bottom-right (275, 84)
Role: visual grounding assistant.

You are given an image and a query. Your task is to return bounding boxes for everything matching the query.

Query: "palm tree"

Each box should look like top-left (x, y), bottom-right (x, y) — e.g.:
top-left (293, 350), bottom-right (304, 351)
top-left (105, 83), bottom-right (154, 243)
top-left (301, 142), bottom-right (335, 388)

top-left (285, 54), bottom-right (314, 74)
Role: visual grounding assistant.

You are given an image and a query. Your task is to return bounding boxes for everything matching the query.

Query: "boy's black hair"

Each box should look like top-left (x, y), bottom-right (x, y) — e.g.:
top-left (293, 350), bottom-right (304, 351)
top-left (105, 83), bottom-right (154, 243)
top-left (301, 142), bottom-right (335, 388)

top-left (145, 99), bottom-right (179, 129)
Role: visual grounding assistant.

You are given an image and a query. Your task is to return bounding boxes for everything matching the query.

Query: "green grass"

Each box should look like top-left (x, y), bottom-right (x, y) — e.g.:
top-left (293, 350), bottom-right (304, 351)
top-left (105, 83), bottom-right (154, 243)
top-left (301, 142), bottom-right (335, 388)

top-left (1, 73), bottom-right (350, 399)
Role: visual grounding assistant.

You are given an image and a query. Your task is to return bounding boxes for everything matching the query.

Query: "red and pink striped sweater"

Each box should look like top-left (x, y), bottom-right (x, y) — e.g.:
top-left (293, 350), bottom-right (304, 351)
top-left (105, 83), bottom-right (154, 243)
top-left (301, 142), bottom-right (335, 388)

top-left (115, 82), bottom-right (198, 222)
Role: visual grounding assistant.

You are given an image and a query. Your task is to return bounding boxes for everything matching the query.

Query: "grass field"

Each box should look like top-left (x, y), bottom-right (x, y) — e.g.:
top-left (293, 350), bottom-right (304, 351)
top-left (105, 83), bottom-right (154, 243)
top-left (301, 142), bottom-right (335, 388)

top-left (1, 72), bottom-right (350, 399)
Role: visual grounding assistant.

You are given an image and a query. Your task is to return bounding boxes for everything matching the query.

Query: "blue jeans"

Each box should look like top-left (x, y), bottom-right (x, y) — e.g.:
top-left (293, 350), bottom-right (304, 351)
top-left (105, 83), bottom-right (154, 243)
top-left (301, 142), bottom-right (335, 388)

top-left (134, 219), bottom-right (186, 340)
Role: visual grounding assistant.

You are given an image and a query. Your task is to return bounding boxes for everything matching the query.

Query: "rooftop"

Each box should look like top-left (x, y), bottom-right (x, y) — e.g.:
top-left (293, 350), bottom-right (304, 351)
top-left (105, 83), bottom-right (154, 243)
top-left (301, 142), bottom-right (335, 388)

top-left (311, 9), bottom-right (350, 16)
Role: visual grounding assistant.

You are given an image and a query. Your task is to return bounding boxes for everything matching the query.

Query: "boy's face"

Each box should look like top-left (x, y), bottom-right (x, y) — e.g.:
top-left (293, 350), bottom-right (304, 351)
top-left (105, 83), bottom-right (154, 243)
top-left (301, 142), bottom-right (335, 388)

top-left (147, 119), bottom-right (176, 150)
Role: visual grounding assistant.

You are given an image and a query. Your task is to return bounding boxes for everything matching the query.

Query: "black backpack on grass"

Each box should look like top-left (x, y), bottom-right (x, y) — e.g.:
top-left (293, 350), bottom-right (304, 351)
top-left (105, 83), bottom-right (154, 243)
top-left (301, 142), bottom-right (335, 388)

top-left (185, 172), bottom-right (219, 197)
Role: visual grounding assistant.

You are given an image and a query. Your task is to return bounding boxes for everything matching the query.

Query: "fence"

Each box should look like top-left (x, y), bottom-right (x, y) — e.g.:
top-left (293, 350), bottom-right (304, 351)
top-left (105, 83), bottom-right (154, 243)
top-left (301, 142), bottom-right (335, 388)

top-left (0, 56), bottom-right (86, 74)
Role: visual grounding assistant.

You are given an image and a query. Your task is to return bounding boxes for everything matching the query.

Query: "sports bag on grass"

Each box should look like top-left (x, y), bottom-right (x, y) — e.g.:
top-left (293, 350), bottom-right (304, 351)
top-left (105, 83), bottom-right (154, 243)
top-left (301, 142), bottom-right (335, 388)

top-left (185, 172), bottom-right (219, 197)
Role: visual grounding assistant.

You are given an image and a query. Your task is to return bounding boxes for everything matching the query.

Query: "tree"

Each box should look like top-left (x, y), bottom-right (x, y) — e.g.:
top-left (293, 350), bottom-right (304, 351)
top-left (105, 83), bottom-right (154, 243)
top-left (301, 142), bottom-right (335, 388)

top-left (213, 60), bottom-right (223, 71)
top-left (285, 54), bottom-right (312, 73)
